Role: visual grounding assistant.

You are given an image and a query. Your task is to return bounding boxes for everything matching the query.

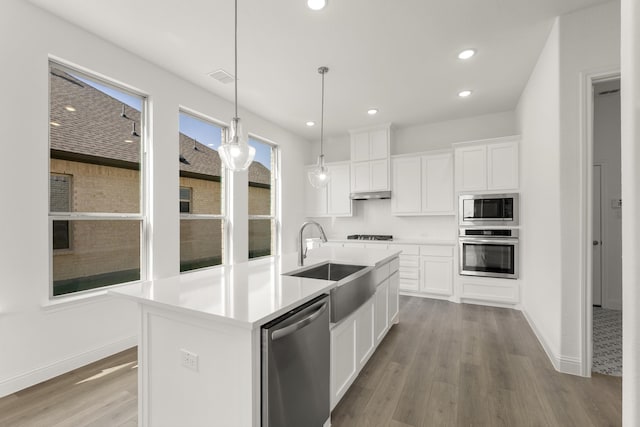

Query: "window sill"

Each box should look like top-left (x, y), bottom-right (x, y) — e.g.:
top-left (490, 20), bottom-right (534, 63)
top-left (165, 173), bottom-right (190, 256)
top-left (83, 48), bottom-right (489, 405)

top-left (41, 281), bottom-right (141, 313)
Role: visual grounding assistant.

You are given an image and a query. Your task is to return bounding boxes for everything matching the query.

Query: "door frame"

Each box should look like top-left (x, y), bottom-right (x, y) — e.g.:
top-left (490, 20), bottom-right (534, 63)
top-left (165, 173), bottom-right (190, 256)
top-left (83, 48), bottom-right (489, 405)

top-left (592, 162), bottom-right (604, 307)
top-left (579, 68), bottom-right (620, 377)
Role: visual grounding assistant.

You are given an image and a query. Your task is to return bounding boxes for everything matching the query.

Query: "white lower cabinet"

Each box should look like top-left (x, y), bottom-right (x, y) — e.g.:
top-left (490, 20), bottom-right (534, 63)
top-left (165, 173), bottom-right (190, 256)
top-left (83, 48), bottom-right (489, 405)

top-left (420, 256), bottom-right (453, 295)
top-left (330, 313), bottom-right (357, 409)
top-left (374, 279), bottom-right (389, 344)
top-left (420, 245), bottom-right (454, 296)
top-left (355, 299), bottom-right (375, 368)
top-left (388, 271), bottom-right (399, 323)
top-left (330, 257), bottom-right (399, 410)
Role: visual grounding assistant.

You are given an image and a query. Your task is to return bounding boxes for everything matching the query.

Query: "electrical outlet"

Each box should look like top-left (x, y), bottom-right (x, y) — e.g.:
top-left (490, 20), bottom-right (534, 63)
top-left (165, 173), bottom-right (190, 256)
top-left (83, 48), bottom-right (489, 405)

top-left (180, 349), bottom-right (199, 372)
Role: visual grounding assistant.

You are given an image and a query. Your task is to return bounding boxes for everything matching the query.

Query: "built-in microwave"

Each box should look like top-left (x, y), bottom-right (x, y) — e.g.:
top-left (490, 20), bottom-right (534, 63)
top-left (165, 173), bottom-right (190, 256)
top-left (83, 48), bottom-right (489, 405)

top-left (458, 193), bottom-right (519, 226)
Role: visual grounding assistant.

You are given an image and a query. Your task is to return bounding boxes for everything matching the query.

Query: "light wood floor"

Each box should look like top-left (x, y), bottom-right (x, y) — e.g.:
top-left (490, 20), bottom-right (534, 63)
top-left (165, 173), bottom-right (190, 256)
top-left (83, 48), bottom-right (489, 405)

top-left (332, 297), bottom-right (622, 427)
top-left (0, 297), bottom-right (621, 427)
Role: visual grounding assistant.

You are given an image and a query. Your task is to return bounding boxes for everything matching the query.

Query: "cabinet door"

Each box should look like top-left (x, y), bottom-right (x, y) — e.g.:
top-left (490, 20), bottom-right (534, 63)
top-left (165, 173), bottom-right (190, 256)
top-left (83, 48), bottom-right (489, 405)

top-left (369, 128), bottom-right (388, 160)
top-left (327, 163), bottom-right (352, 216)
top-left (351, 162), bottom-right (371, 192)
top-left (388, 271), bottom-right (399, 324)
top-left (392, 157), bottom-right (421, 214)
top-left (304, 166), bottom-right (328, 216)
top-left (420, 256), bottom-right (453, 296)
top-left (374, 280), bottom-right (389, 344)
top-left (487, 141), bottom-right (519, 190)
top-left (369, 159), bottom-right (389, 191)
top-left (455, 145), bottom-right (487, 191)
top-left (355, 299), bottom-right (375, 369)
top-left (422, 153), bottom-right (454, 214)
top-left (351, 132), bottom-right (370, 162)
top-left (330, 317), bottom-right (357, 410)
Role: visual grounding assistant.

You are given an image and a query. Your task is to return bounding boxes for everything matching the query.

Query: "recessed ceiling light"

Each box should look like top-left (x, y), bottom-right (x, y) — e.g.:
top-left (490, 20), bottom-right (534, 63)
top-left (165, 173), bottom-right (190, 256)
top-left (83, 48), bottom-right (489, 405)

top-left (64, 105), bottom-right (76, 112)
top-left (458, 90), bottom-right (472, 98)
top-left (306, 121), bottom-right (315, 127)
top-left (208, 143), bottom-right (215, 147)
top-left (458, 49), bottom-right (476, 60)
top-left (49, 121), bottom-right (60, 127)
top-left (307, 0), bottom-right (327, 11)
top-left (367, 109), bottom-right (378, 115)
top-left (124, 139), bottom-right (134, 143)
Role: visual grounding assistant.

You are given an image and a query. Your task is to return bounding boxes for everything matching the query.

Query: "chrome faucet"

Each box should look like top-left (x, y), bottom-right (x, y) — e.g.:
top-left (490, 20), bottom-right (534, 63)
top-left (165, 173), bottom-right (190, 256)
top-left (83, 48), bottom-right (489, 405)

top-left (298, 221), bottom-right (328, 266)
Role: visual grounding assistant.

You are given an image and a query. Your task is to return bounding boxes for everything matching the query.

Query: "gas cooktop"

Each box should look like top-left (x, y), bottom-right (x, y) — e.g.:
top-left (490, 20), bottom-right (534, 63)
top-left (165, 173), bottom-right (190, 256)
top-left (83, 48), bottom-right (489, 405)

top-left (347, 234), bottom-right (393, 241)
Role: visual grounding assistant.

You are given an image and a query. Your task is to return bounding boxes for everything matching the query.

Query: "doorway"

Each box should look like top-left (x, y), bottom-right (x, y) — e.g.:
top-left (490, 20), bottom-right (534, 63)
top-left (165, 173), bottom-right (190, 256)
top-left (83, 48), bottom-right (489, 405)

top-left (590, 78), bottom-right (622, 377)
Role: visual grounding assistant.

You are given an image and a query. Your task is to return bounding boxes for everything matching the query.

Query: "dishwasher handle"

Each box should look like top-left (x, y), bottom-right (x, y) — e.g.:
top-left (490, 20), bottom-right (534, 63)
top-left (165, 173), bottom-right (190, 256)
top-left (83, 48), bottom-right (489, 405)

top-left (271, 300), bottom-right (328, 341)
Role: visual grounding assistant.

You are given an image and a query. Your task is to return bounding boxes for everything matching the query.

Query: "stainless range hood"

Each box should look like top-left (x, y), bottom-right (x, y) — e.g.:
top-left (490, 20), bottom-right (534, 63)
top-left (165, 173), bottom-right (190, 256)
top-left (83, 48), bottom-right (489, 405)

top-left (349, 191), bottom-right (392, 200)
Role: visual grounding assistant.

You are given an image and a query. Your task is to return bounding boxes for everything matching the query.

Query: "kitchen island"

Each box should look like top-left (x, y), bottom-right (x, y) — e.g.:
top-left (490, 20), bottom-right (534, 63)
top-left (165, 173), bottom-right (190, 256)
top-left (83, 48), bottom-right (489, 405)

top-left (110, 246), bottom-right (400, 427)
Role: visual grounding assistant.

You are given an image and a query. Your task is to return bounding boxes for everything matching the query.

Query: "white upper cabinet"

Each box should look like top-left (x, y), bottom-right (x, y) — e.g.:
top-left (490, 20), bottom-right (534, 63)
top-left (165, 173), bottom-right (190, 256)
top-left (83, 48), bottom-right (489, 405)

top-left (454, 136), bottom-right (519, 192)
top-left (391, 156), bottom-right (422, 214)
top-left (391, 151), bottom-right (454, 216)
top-left (349, 124), bottom-right (391, 192)
top-left (454, 145), bottom-right (487, 192)
top-left (422, 153), bottom-right (454, 214)
top-left (327, 162), bottom-right (352, 215)
top-left (305, 161), bottom-right (353, 217)
top-left (487, 141), bottom-right (519, 190)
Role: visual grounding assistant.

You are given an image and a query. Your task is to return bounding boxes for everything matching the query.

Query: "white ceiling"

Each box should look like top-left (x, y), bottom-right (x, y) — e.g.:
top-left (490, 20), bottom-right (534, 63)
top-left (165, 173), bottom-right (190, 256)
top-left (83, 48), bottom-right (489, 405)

top-left (29, 0), bottom-right (609, 141)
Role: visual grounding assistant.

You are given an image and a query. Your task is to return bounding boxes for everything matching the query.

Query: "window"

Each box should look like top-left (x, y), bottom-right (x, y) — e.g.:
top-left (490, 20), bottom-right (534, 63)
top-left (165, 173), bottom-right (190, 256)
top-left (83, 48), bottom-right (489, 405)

top-left (248, 137), bottom-right (278, 259)
top-left (178, 111), bottom-right (225, 272)
top-left (50, 174), bottom-right (71, 250)
top-left (179, 187), bottom-right (192, 213)
top-left (49, 62), bottom-right (146, 297)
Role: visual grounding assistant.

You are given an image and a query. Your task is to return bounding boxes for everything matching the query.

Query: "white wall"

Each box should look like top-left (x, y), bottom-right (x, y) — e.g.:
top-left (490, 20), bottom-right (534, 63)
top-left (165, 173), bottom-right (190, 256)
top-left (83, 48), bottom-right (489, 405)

top-left (593, 81), bottom-right (622, 310)
top-left (0, 0), bottom-right (309, 397)
top-left (557, 0), bottom-right (620, 366)
top-left (516, 1), bottom-right (620, 375)
top-left (516, 18), bottom-right (563, 367)
top-left (621, 0), bottom-right (640, 422)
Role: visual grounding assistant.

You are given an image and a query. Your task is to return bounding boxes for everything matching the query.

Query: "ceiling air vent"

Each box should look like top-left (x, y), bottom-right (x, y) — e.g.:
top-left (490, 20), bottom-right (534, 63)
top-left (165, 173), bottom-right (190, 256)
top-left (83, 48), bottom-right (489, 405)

top-left (208, 69), bottom-right (235, 84)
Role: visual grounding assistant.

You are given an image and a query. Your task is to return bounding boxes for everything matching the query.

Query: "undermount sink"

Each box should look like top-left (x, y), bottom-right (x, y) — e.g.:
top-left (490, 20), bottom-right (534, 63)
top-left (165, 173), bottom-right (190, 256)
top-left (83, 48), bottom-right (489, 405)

top-left (284, 262), bottom-right (375, 323)
top-left (286, 262), bottom-right (367, 281)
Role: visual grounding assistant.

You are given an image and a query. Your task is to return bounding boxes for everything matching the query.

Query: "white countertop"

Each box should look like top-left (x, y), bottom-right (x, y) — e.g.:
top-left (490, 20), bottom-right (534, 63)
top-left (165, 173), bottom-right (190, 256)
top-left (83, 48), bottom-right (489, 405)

top-left (109, 247), bottom-right (400, 330)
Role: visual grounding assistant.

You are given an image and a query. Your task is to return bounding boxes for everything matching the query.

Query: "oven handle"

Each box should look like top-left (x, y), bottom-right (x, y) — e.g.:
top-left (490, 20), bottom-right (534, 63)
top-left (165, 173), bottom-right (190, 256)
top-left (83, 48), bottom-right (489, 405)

top-left (459, 238), bottom-right (519, 245)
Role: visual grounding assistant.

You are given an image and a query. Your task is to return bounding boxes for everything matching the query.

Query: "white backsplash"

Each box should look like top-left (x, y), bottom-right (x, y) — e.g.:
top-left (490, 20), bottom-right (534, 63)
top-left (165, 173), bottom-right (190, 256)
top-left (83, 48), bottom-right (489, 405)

top-left (312, 198), bottom-right (457, 241)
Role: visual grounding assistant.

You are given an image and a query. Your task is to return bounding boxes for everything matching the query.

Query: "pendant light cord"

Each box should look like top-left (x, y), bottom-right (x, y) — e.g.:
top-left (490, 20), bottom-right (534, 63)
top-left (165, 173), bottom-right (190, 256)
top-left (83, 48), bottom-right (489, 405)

top-left (320, 70), bottom-right (324, 157)
top-left (234, 0), bottom-right (238, 119)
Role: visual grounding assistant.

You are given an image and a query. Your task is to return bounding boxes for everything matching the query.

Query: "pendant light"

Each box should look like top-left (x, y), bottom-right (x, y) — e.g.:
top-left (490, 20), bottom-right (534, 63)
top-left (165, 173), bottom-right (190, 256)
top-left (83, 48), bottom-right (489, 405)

top-left (308, 66), bottom-right (331, 189)
top-left (219, 0), bottom-right (256, 171)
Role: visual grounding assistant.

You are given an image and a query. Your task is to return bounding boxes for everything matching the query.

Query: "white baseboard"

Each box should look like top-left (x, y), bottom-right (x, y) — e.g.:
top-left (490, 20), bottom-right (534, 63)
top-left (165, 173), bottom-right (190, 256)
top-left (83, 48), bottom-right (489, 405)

top-left (605, 299), bottom-right (623, 310)
top-left (521, 309), bottom-right (583, 376)
top-left (0, 335), bottom-right (137, 398)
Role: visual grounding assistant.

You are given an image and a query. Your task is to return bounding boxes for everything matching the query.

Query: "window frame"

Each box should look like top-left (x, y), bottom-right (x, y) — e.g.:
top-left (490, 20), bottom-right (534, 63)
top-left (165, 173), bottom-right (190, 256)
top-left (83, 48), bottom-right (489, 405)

top-left (48, 60), bottom-right (148, 299)
top-left (178, 108), bottom-right (229, 273)
top-left (247, 135), bottom-right (280, 260)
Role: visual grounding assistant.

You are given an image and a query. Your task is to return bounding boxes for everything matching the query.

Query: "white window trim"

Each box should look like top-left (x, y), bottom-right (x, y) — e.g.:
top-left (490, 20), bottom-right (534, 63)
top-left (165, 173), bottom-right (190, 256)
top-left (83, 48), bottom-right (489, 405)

top-left (178, 109), bottom-right (229, 273)
top-left (248, 135), bottom-right (280, 260)
top-left (47, 60), bottom-right (149, 301)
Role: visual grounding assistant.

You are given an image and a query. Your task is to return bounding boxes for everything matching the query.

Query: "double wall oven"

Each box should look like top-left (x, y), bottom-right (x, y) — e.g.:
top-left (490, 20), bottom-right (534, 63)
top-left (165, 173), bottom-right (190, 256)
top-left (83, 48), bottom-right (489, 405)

top-left (458, 193), bottom-right (519, 279)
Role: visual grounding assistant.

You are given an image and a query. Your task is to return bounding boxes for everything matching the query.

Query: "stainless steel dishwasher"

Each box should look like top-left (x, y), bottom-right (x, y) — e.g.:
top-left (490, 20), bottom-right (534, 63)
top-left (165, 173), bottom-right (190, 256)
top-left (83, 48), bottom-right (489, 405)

top-left (261, 294), bottom-right (330, 427)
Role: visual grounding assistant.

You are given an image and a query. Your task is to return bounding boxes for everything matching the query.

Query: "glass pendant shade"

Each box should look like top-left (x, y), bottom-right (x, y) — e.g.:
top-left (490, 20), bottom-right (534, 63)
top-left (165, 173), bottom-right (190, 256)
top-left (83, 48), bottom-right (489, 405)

top-left (219, 117), bottom-right (256, 171)
top-left (308, 154), bottom-right (331, 188)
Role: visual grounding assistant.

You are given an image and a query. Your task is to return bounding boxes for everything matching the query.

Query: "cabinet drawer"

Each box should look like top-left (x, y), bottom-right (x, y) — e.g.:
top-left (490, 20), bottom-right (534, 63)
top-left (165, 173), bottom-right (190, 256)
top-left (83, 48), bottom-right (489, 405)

top-left (419, 245), bottom-right (453, 257)
top-left (399, 255), bottom-right (419, 268)
top-left (365, 243), bottom-right (388, 250)
top-left (374, 262), bottom-right (391, 284)
top-left (389, 257), bottom-right (400, 273)
top-left (399, 269), bottom-right (419, 280)
top-left (399, 278), bottom-right (419, 292)
top-left (390, 244), bottom-right (419, 256)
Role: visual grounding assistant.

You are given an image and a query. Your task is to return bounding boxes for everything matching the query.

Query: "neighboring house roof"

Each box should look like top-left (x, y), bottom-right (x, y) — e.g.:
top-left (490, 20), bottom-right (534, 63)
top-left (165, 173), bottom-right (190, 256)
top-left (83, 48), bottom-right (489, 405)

top-left (49, 68), bottom-right (270, 186)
